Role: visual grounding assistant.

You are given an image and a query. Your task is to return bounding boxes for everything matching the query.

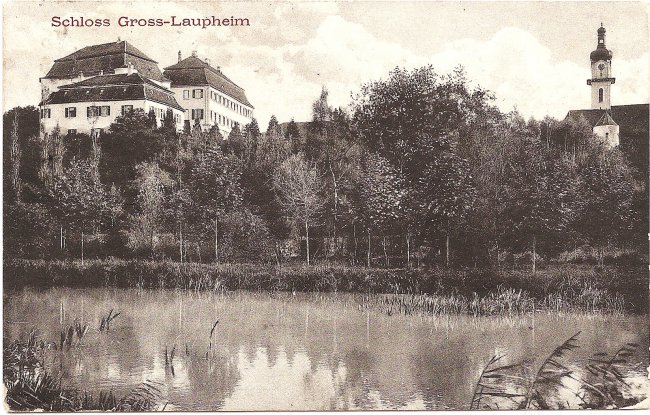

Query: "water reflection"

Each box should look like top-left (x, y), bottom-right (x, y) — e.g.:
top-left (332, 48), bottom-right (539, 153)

top-left (3, 288), bottom-right (648, 410)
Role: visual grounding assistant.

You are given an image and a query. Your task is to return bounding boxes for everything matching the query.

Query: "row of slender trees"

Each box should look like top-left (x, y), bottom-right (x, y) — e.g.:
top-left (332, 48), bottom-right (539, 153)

top-left (4, 65), bottom-right (647, 267)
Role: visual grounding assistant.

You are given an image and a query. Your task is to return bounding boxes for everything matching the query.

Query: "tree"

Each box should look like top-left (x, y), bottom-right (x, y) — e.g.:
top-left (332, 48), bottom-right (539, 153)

top-left (285, 118), bottom-right (302, 154)
top-left (162, 108), bottom-right (177, 132)
top-left (267, 115), bottom-right (280, 135)
top-left (3, 106), bottom-right (40, 202)
top-left (125, 162), bottom-right (174, 256)
top-left (273, 153), bottom-right (324, 265)
top-left (186, 147), bottom-right (243, 262)
top-left (358, 152), bottom-right (408, 267)
top-left (8, 111), bottom-right (22, 202)
top-left (147, 108), bottom-right (157, 129)
top-left (498, 133), bottom-right (576, 272)
top-left (574, 150), bottom-right (636, 266)
top-left (223, 123), bottom-right (244, 156)
top-left (102, 109), bottom-right (167, 206)
top-left (411, 136), bottom-right (476, 267)
top-left (48, 160), bottom-right (120, 263)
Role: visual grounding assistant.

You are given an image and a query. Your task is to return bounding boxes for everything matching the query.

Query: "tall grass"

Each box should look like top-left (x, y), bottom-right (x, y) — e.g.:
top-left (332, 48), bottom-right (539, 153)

top-left (3, 331), bottom-right (165, 411)
top-left (4, 258), bottom-right (645, 313)
top-left (471, 332), bottom-right (644, 410)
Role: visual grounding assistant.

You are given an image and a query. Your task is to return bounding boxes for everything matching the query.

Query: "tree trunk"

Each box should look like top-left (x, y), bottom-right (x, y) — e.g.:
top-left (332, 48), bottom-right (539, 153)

top-left (445, 233), bottom-right (450, 268)
top-left (406, 232), bottom-right (411, 269)
top-left (329, 161), bottom-right (338, 243)
top-left (214, 216), bottom-right (219, 263)
top-left (81, 230), bottom-right (84, 266)
top-left (532, 234), bottom-right (536, 275)
top-left (305, 220), bottom-right (310, 266)
top-left (367, 229), bottom-right (371, 268)
top-left (60, 225), bottom-right (64, 250)
top-left (352, 223), bottom-right (357, 266)
top-left (382, 235), bottom-right (389, 267)
top-left (179, 223), bottom-right (183, 263)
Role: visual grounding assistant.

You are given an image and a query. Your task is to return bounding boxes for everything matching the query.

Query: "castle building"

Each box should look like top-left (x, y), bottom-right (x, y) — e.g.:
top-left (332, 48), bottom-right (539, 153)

top-left (39, 41), bottom-right (185, 135)
top-left (565, 24), bottom-right (649, 155)
top-left (163, 51), bottom-right (254, 136)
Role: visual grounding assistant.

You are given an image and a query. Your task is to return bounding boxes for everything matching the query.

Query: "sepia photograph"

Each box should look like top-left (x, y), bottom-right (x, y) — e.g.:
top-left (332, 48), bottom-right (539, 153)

top-left (2, 0), bottom-right (649, 411)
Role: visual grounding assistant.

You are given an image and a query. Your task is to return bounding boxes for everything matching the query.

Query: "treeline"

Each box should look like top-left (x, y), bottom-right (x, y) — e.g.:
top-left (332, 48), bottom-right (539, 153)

top-left (4, 66), bottom-right (647, 268)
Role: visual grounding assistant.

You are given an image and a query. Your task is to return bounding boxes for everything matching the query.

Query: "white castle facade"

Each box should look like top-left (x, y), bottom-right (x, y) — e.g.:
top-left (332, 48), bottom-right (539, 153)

top-left (39, 40), bottom-right (253, 136)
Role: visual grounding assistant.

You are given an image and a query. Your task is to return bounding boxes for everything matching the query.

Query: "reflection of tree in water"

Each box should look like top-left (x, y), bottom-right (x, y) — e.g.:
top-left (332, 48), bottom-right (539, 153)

top-left (4, 290), bottom-right (648, 410)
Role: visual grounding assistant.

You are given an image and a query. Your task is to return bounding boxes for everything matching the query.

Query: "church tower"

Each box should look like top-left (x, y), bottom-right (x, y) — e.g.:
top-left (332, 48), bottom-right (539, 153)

top-left (587, 24), bottom-right (615, 109)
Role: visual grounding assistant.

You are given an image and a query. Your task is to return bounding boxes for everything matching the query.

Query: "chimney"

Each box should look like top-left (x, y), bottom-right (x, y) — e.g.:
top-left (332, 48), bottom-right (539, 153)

top-left (205, 58), bottom-right (210, 66)
top-left (217, 66), bottom-right (221, 73)
top-left (178, 51), bottom-right (182, 63)
top-left (117, 37), bottom-right (121, 43)
top-left (191, 50), bottom-right (197, 57)
top-left (127, 62), bottom-right (133, 75)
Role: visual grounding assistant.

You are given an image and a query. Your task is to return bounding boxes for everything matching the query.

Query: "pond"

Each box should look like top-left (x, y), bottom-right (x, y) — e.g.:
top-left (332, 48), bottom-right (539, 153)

top-left (3, 287), bottom-right (648, 410)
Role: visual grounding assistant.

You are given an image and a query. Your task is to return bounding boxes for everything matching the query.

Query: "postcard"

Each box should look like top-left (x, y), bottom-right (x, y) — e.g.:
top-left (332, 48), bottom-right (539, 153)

top-left (2, 0), bottom-right (649, 411)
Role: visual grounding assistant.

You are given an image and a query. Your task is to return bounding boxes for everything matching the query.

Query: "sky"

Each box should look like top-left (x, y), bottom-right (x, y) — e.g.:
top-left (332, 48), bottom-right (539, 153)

top-left (3, 1), bottom-right (649, 128)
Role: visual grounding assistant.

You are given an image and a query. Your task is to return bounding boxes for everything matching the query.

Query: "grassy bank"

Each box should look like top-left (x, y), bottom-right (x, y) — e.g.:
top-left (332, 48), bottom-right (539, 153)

top-left (4, 259), bottom-right (647, 314)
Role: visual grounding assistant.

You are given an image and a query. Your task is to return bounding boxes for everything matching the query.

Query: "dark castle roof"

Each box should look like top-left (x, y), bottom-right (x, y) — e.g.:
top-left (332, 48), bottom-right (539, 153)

top-left (163, 56), bottom-right (253, 108)
top-left (44, 41), bottom-right (166, 82)
top-left (40, 73), bottom-right (184, 111)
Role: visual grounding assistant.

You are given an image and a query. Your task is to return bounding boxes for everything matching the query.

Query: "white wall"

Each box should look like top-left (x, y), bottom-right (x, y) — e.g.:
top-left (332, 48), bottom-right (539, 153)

top-left (172, 85), bottom-right (253, 136)
top-left (41, 99), bottom-right (184, 134)
top-left (590, 80), bottom-right (612, 110)
top-left (593, 124), bottom-right (619, 148)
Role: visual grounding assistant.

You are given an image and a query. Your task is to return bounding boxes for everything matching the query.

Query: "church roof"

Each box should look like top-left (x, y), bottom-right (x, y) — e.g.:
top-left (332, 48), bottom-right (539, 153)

top-left (44, 41), bottom-right (166, 82)
top-left (565, 104), bottom-right (648, 130)
top-left (163, 56), bottom-right (253, 108)
top-left (40, 73), bottom-right (184, 111)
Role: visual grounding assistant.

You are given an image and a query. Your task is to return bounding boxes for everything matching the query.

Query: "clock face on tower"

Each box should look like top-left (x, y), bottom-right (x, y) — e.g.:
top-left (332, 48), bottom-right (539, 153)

top-left (597, 62), bottom-right (607, 78)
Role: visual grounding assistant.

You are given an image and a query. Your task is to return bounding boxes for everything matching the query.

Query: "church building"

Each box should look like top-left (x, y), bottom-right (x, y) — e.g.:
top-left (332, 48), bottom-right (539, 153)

top-left (565, 24), bottom-right (649, 160)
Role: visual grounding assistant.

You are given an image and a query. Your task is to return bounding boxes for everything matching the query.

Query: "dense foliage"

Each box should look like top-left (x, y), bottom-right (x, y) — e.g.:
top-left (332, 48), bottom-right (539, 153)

top-left (4, 66), bottom-right (646, 268)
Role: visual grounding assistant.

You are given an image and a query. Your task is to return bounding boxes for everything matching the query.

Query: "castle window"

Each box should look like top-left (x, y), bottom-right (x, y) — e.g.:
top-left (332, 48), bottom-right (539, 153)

top-left (100, 106), bottom-right (110, 116)
top-left (183, 90), bottom-right (190, 99)
top-left (65, 107), bottom-right (76, 118)
top-left (121, 105), bottom-right (133, 115)
top-left (598, 88), bottom-right (604, 103)
top-left (191, 109), bottom-right (204, 120)
top-left (67, 129), bottom-right (77, 135)
top-left (192, 89), bottom-right (203, 99)
top-left (41, 108), bottom-right (51, 119)
top-left (87, 106), bottom-right (100, 117)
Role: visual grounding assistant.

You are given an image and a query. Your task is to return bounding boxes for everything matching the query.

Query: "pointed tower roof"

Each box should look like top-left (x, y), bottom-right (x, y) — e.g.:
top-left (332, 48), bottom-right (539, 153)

top-left (595, 111), bottom-right (618, 126)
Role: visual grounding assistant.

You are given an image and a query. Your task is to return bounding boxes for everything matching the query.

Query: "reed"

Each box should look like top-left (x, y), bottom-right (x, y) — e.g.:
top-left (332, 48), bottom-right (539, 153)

top-left (3, 334), bottom-right (165, 411)
top-left (5, 258), bottom-right (645, 314)
top-left (471, 333), bottom-right (645, 410)
top-left (99, 309), bottom-right (120, 332)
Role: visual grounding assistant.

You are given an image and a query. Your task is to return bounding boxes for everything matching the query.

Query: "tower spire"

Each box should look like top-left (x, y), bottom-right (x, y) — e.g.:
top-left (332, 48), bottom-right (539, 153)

top-left (588, 24), bottom-right (615, 110)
